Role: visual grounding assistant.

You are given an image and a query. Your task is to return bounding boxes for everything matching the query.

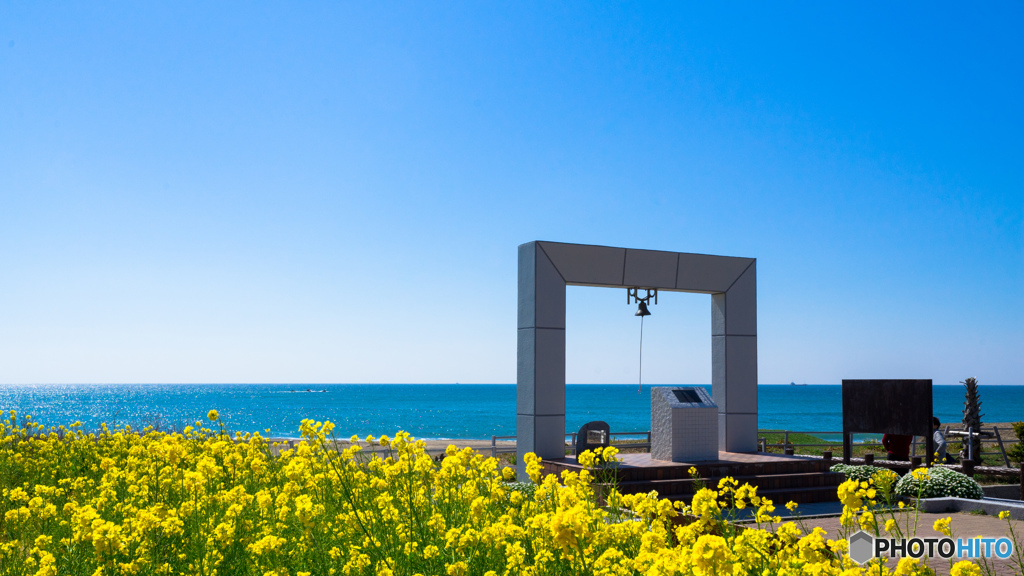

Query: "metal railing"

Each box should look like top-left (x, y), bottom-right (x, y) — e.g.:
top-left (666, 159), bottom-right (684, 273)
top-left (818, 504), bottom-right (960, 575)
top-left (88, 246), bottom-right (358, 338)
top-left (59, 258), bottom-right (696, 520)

top-left (758, 430), bottom-right (845, 453)
top-left (490, 435), bottom-right (517, 458)
top-left (491, 426), bottom-right (1017, 465)
top-left (757, 426), bottom-right (1016, 467)
top-left (491, 431), bottom-right (652, 458)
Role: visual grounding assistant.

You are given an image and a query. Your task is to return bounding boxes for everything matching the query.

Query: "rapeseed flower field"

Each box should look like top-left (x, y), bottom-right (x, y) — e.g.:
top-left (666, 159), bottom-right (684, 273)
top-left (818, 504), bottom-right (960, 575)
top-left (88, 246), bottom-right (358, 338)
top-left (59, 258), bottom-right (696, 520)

top-left (0, 409), bottom-right (985, 575)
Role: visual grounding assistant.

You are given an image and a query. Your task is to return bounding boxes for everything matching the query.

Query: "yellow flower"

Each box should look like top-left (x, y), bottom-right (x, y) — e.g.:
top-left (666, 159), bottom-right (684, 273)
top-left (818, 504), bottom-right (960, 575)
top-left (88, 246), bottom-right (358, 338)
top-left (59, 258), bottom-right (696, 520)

top-left (785, 501), bottom-right (798, 511)
top-left (893, 557), bottom-right (922, 576)
top-left (858, 510), bottom-right (876, 531)
top-left (691, 534), bottom-right (734, 575)
top-left (207, 410), bottom-right (219, 421)
top-left (933, 516), bottom-right (952, 537)
top-left (999, 511), bottom-right (1010, 520)
top-left (950, 561), bottom-right (982, 576)
top-left (577, 450), bottom-right (597, 468)
top-left (718, 476), bottom-right (738, 493)
top-left (837, 479), bottom-right (864, 511)
top-left (523, 452), bottom-right (543, 483)
top-left (5, 412), bottom-right (951, 576)
top-left (598, 445), bottom-right (620, 462)
top-left (872, 468), bottom-right (899, 487)
top-left (34, 551), bottom-right (57, 576)
top-left (446, 561), bottom-right (468, 576)
top-left (691, 488), bottom-right (722, 521)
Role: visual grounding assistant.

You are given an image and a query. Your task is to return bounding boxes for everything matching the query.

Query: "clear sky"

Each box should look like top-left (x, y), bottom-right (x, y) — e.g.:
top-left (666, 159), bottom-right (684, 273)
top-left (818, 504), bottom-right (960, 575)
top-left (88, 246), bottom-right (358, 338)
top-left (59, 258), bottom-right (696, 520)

top-left (1, 3), bottom-right (1021, 385)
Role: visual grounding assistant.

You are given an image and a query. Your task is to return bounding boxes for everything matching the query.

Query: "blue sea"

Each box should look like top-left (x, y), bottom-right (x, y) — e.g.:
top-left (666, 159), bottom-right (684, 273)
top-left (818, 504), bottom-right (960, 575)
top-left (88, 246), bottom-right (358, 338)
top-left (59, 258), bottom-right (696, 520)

top-left (0, 384), bottom-right (1021, 440)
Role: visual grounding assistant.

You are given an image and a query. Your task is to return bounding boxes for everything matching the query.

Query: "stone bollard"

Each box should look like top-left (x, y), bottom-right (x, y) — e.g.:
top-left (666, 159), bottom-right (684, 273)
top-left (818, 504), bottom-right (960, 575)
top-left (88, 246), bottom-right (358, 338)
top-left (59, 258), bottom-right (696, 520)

top-left (864, 453), bottom-right (874, 465)
top-left (911, 456), bottom-right (922, 468)
top-left (822, 450), bottom-right (833, 463)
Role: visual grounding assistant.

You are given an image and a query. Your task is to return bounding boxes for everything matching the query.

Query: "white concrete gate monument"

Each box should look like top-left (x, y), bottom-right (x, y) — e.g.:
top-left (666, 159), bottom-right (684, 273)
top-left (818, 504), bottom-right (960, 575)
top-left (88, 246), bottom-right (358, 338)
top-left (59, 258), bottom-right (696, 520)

top-left (517, 241), bottom-right (758, 476)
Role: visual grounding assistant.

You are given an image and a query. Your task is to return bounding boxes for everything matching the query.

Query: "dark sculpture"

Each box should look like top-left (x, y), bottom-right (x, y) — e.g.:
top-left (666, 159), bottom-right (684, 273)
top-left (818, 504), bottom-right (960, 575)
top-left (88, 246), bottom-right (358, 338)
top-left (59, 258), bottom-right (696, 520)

top-left (575, 420), bottom-right (611, 461)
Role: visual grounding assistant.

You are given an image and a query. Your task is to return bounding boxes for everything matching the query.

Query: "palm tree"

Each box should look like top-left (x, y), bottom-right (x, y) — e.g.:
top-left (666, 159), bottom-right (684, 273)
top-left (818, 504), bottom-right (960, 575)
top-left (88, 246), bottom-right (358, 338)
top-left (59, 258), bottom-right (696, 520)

top-left (960, 377), bottom-right (984, 465)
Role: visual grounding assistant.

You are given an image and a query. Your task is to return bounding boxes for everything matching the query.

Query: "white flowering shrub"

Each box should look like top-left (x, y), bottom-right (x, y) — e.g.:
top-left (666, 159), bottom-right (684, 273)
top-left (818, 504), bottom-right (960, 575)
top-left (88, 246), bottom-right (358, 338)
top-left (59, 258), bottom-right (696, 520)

top-left (895, 466), bottom-right (984, 499)
top-left (830, 464), bottom-right (891, 482)
top-left (507, 480), bottom-right (538, 498)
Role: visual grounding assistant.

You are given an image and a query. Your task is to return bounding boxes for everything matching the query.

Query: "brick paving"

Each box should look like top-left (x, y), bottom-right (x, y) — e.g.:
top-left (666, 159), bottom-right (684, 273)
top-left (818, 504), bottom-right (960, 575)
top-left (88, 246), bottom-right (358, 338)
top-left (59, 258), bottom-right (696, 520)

top-left (785, 510), bottom-right (1024, 576)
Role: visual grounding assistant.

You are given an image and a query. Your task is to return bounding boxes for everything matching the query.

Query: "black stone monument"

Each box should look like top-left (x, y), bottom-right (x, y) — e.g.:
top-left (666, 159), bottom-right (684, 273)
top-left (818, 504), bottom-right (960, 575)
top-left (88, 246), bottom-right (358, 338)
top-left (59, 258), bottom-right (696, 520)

top-left (842, 379), bottom-right (934, 466)
top-left (575, 420), bottom-right (611, 461)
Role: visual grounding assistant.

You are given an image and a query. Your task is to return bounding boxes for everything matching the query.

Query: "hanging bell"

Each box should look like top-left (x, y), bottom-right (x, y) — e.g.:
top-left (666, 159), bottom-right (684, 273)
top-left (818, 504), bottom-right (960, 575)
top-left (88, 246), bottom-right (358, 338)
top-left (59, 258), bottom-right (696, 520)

top-left (635, 301), bottom-right (651, 317)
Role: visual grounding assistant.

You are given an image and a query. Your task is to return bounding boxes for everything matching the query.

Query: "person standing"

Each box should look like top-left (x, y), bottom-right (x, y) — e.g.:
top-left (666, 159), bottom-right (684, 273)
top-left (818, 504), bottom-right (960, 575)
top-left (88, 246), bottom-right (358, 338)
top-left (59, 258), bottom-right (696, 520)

top-left (882, 433), bottom-right (912, 461)
top-left (932, 417), bottom-right (951, 463)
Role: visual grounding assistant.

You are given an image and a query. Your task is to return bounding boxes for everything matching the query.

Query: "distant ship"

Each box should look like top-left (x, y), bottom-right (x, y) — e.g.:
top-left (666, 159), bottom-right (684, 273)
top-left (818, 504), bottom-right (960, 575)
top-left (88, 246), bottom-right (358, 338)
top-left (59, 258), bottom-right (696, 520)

top-left (790, 382), bottom-right (807, 386)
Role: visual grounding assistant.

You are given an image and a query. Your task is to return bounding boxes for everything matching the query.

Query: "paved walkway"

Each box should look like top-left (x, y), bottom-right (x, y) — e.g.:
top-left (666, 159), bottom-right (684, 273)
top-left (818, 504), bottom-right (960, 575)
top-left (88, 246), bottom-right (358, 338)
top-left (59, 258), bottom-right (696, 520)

top-left (759, 509), bottom-right (1024, 576)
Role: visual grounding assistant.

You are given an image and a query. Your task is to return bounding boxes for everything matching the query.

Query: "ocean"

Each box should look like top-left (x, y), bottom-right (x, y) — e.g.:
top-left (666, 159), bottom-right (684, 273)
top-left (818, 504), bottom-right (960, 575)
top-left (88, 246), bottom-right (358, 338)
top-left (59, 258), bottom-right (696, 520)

top-left (0, 384), bottom-right (1021, 440)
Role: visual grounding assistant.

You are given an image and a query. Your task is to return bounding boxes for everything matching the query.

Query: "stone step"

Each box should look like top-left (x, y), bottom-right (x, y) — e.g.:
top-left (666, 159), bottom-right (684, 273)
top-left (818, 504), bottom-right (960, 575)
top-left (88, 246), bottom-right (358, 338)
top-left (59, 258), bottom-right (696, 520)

top-left (612, 460), bottom-right (831, 483)
top-left (610, 471), bottom-right (845, 498)
top-left (542, 456), bottom-right (833, 483)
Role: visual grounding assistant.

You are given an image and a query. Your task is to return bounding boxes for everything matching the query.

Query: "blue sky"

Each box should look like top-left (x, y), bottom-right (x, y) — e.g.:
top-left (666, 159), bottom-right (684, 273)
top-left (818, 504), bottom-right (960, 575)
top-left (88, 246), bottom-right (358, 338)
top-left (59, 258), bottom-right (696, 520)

top-left (1, 2), bottom-right (1021, 385)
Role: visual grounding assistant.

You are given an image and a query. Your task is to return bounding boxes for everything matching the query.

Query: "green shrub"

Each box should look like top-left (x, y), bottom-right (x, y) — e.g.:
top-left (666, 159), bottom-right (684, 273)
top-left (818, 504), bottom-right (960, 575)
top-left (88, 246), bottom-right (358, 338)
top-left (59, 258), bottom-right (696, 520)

top-left (894, 467), bottom-right (984, 499)
top-left (1008, 422), bottom-right (1024, 464)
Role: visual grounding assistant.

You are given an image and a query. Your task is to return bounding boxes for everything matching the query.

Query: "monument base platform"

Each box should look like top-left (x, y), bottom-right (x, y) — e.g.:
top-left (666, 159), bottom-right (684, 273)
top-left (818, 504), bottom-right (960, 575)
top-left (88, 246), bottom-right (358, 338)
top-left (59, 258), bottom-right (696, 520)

top-left (541, 452), bottom-right (844, 504)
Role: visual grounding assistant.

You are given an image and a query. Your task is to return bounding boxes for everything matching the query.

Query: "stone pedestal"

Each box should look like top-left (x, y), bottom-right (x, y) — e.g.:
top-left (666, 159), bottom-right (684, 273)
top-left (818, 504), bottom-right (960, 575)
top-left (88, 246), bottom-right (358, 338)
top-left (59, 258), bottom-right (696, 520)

top-left (651, 387), bottom-right (719, 462)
